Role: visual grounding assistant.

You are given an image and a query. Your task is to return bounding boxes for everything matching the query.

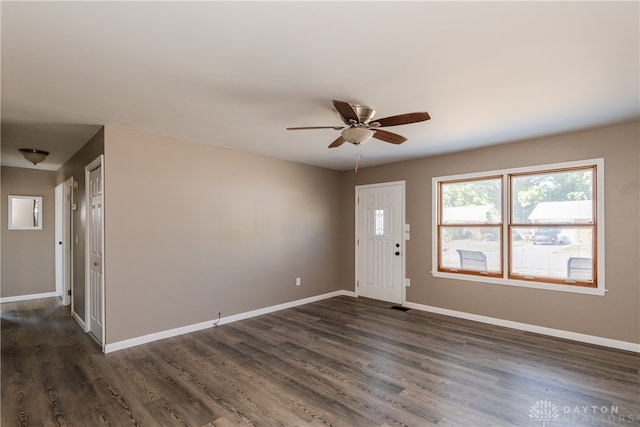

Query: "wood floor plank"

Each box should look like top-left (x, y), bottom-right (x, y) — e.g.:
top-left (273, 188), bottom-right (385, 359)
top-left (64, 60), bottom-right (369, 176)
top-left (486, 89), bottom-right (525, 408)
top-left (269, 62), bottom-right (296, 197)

top-left (2, 296), bottom-right (639, 426)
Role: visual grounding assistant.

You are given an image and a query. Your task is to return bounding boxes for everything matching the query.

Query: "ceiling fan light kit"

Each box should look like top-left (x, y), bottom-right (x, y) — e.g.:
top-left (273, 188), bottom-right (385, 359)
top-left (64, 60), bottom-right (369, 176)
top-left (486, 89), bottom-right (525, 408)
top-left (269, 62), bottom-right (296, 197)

top-left (342, 127), bottom-right (375, 144)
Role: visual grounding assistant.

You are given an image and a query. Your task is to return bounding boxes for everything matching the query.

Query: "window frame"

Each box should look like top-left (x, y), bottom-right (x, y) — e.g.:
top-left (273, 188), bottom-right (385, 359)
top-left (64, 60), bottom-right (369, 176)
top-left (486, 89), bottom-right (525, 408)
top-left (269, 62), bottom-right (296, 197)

top-left (437, 175), bottom-right (504, 278)
top-left (432, 158), bottom-right (605, 296)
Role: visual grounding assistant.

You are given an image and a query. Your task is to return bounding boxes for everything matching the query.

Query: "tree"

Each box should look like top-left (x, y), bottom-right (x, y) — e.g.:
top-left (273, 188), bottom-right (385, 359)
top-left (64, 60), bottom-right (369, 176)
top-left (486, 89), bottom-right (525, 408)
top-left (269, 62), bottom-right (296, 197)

top-left (441, 178), bottom-right (501, 209)
top-left (512, 169), bottom-right (593, 223)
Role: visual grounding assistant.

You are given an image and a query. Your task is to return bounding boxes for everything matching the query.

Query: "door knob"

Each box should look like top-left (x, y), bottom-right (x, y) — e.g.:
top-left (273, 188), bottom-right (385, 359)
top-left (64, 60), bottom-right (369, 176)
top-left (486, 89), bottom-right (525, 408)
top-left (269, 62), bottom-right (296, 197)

top-left (395, 251), bottom-right (400, 256)
top-left (395, 243), bottom-right (400, 248)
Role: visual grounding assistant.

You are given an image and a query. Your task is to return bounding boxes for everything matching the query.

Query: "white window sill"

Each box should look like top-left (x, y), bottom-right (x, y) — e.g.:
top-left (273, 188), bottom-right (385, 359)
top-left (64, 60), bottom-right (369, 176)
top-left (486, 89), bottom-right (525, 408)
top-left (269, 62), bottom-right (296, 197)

top-left (431, 271), bottom-right (606, 296)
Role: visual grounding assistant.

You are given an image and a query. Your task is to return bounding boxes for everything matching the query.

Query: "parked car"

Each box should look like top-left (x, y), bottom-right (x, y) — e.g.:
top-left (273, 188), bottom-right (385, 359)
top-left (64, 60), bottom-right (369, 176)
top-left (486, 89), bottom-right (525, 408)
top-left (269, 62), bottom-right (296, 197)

top-left (532, 228), bottom-right (570, 245)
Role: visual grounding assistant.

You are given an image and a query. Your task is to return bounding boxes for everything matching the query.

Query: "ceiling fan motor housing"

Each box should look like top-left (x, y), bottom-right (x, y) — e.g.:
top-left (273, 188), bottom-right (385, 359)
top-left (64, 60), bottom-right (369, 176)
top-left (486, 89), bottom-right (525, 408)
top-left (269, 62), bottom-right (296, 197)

top-left (347, 104), bottom-right (376, 125)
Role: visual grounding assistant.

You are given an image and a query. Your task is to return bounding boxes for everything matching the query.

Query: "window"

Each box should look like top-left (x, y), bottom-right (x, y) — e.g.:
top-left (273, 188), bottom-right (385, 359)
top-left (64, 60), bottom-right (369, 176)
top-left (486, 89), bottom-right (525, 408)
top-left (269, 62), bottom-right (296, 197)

top-left (433, 159), bottom-right (604, 295)
top-left (439, 177), bottom-right (502, 276)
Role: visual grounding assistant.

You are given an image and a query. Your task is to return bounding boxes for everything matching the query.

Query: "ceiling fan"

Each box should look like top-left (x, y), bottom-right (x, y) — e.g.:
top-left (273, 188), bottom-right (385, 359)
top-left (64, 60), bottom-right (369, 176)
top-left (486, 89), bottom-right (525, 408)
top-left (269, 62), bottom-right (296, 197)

top-left (287, 100), bottom-right (430, 148)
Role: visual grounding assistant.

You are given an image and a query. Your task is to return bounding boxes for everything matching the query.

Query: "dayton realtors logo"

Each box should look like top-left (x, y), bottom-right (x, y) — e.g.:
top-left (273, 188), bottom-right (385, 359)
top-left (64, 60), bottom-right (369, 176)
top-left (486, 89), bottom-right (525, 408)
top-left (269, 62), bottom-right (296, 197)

top-left (529, 400), bottom-right (638, 425)
top-left (529, 400), bottom-right (560, 426)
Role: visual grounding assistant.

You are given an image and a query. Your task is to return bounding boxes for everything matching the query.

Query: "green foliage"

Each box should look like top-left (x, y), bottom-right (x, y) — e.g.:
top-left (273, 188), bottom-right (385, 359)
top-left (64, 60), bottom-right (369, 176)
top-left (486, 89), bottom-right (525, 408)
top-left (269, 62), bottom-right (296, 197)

top-left (442, 179), bottom-right (501, 208)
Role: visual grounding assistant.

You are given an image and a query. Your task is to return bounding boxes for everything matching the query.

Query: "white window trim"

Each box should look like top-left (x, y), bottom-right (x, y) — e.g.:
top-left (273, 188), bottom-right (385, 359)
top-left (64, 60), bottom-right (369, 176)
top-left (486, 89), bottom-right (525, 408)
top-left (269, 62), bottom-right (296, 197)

top-left (431, 158), bottom-right (605, 296)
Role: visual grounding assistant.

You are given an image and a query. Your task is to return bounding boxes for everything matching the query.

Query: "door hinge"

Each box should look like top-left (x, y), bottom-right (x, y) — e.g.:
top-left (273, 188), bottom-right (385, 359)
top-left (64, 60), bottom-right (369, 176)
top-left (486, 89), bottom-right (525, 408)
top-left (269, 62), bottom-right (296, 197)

top-left (357, 280), bottom-right (359, 287)
top-left (67, 290), bottom-right (71, 296)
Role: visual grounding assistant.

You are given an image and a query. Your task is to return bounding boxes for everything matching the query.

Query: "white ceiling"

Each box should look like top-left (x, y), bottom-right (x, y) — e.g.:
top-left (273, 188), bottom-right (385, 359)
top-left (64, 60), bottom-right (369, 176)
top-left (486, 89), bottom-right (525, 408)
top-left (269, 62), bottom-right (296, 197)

top-left (2, 1), bottom-right (639, 171)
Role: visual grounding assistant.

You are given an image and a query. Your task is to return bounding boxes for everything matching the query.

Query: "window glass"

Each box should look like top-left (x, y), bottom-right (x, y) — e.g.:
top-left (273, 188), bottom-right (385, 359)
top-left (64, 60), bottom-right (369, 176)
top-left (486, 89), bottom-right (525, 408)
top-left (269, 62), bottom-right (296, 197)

top-left (441, 178), bottom-right (502, 224)
top-left (511, 169), bottom-right (594, 225)
top-left (439, 226), bottom-right (502, 273)
top-left (374, 209), bottom-right (384, 236)
top-left (511, 225), bottom-right (594, 282)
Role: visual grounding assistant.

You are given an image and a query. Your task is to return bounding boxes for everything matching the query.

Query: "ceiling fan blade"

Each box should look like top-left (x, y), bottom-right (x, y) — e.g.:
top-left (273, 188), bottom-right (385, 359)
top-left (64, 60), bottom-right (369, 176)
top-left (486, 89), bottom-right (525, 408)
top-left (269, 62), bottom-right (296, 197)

top-left (332, 100), bottom-right (359, 123)
top-left (372, 112), bottom-right (431, 127)
top-left (373, 129), bottom-right (407, 144)
top-left (287, 126), bottom-right (344, 130)
top-left (328, 136), bottom-right (346, 148)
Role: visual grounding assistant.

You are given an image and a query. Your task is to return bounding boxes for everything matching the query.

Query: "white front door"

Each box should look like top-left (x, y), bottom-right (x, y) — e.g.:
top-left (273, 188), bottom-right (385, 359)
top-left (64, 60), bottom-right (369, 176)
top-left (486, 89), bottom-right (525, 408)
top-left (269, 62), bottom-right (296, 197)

top-left (88, 162), bottom-right (104, 345)
top-left (356, 182), bottom-right (405, 304)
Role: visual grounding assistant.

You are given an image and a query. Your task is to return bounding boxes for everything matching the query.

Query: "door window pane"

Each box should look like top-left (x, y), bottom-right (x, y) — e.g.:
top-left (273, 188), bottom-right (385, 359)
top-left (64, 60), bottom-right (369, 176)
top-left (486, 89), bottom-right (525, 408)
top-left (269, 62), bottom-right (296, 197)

top-left (374, 209), bottom-right (384, 236)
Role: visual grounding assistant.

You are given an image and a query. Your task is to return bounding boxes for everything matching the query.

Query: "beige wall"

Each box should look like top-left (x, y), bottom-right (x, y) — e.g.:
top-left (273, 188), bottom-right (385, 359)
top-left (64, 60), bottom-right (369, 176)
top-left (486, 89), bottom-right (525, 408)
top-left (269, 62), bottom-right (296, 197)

top-left (342, 122), bottom-right (640, 344)
top-left (5, 121), bottom-right (638, 348)
top-left (56, 127), bottom-right (105, 320)
top-left (103, 126), bottom-right (346, 343)
top-left (1, 167), bottom-right (57, 297)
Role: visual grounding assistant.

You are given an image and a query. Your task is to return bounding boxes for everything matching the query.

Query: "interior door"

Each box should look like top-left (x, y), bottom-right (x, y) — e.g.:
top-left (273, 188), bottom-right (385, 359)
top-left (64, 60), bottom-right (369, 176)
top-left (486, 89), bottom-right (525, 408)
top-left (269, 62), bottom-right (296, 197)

top-left (55, 178), bottom-right (73, 306)
top-left (55, 184), bottom-right (64, 301)
top-left (88, 164), bottom-right (104, 344)
top-left (356, 182), bottom-right (405, 304)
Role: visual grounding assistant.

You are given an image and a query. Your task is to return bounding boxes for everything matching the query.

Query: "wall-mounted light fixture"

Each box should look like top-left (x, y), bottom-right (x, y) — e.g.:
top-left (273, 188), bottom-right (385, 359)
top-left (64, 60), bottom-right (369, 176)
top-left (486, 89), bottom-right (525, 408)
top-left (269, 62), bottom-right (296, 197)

top-left (19, 148), bottom-right (49, 166)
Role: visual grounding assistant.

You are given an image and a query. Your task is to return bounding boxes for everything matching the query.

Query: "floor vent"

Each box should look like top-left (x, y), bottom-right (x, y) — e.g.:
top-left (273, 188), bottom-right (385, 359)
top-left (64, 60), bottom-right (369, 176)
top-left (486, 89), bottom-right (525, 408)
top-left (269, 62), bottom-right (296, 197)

top-left (390, 305), bottom-right (410, 312)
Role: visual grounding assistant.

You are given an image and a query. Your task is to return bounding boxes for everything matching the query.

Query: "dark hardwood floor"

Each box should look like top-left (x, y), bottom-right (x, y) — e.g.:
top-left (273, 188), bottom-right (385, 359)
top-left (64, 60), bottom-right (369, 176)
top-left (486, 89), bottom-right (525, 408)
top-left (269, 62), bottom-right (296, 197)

top-left (1, 296), bottom-right (638, 426)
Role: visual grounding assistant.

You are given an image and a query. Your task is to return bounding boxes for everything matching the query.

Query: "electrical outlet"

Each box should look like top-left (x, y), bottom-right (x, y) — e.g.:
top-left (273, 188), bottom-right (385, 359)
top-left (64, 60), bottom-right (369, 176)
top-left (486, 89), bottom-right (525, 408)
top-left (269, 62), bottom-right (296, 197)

top-left (404, 278), bottom-right (411, 287)
top-left (296, 277), bottom-right (301, 286)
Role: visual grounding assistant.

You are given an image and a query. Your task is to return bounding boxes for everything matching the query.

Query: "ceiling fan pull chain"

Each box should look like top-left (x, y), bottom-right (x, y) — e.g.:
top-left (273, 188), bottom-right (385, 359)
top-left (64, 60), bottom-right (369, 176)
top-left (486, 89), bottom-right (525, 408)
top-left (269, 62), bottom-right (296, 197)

top-left (354, 144), bottom-right (364, 173)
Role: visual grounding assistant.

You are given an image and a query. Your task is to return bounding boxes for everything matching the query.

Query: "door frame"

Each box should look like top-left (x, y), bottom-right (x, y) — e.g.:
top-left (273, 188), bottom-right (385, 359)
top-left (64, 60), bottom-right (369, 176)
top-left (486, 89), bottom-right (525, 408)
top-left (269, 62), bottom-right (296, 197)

top-left (85, 155), bottom-right (105, 350)
top-left (55, 177), bottom-right (74, 306)
top-left (355, 180), bottom-right (407, 305)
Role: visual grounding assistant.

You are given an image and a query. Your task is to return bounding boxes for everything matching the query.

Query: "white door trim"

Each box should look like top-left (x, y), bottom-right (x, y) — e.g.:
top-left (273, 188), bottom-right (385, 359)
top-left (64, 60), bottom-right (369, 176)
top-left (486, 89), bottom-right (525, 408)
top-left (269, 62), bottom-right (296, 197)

top-left (85, 155), bottom-right (105, 350)
top-left (355, 180), bottom-right (407, 305)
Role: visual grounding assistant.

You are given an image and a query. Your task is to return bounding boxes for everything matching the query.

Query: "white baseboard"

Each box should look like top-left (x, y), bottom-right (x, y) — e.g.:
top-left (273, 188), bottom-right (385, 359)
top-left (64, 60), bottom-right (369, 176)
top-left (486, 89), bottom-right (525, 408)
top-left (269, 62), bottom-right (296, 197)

top-left (105, 290), bottom-right (356, 353)
top-left (0, 291), bottom-right (59, 304)
top-left (72, 310), bottom-right (86, 331)
top-left (5, 289), bottom-right (636, 354)
top-left (403, 301), bottom-right (640, 353)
